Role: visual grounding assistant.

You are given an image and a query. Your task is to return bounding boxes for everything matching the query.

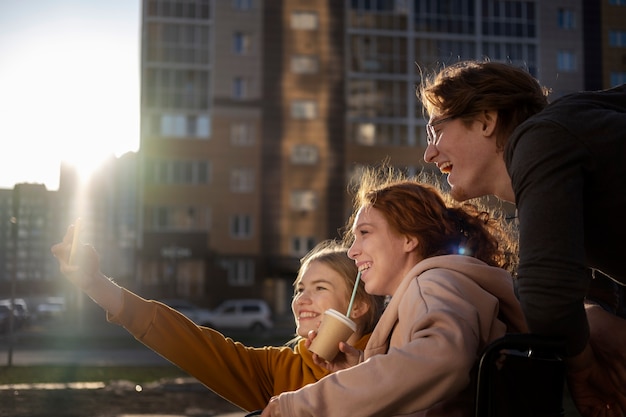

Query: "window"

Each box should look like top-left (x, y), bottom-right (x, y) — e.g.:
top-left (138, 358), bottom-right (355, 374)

top-left (356, 123), bottom-right (376, 146)
top-left (609, 31), bottom-right (626, 47)
top-left (196, 161), bottom-right (210, 183)
top-left (146, 159), bottom-right (211, 185)
top-left (145, 68), bottom-right (209, 110)
top-left (291, 100), bottom-right (317, 119)
top-left (196, 115), bottom-right (210, 137)
top-left (231, 214), bottom-right (252, 238)
top-left (609, 0), bottom-right (626, 5)
top-left (291, 190), bottom-right (317, 212)
top-left (146, 22), bottom-right (211, 65)
top-left (161, 114), bottom-right (186, 137)
top-left (291, 236), bottom-right (316, 257)
top-left (347, 78), bottom-right (408, 118)
top-left (291, 55), bottom-right (319, 74)
top-left (221, 258), bottom-right (255, 286)
top-left (233, 0), bottom-right (252, 10)
top-left (158, 113), bottom-right (210, 138)
top-left (146, 0), bottom-right (211, 19)
top-left (557, 8), bottom-right (575, 29)
top-left (349, 122), bottom-right (409, 147)
top-left (233, 77), bottom-right (247, 99)
top-left (231, 168), bottom-right (254, 192)
top-left (291, 11), bottom-right (318, 30)
top-left (556, 50), bottom-right (576, 72)
top-left (146, 205), bottom-right (211, 231)
top-left (479, 0), bottom-right (536, 37)
top-left (350, 35), bottom-right (408, 74)
top-left (233, 32), bottom-right (251, 54)
top-left (291, 144), bottom-right (319, 164)
top-left (230, 122), bottom-right (254, 145)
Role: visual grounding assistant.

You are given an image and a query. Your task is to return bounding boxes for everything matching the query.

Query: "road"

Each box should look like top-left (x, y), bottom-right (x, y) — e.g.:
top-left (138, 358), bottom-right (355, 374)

top-left (0, 310), bottom-right (295, 367)
top-left (0, 346), bottom-right (170, 366)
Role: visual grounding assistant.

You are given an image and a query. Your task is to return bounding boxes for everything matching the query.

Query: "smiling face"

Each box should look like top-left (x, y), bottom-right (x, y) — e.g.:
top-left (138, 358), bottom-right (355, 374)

top-left (347, 206), bottom-right (420, 297)
top-left (291, 260), bottom-right (352, 338)
top-left (423, 113), bottom-right (513, 202)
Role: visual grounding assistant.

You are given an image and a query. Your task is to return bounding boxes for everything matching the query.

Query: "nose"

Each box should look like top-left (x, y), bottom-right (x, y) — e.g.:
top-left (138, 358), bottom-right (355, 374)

top-left (347, 240), bottom-right (359, 260)
top-left (295, 289), bottom-right (312, 304)
top-left (423, 142), bottom-right (438, 163)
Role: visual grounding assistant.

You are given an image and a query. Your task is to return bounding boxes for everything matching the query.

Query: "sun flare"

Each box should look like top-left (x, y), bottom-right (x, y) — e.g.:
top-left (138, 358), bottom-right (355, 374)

top-left (0, 9), bottom-right (139, 190)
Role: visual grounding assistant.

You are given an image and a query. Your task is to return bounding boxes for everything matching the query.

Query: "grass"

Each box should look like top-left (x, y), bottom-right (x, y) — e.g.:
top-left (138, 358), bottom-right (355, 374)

top-left (0, 364), bottom-right (188, 385)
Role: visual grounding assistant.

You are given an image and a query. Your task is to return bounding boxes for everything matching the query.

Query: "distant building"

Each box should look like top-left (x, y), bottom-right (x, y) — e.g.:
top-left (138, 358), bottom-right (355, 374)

top-left (136, 0), bottom-right (610, 314)
top-left (0, 184), bottom-right (57, 295)
top-left (583, 0), bottom-right (626, 89)
top-left (5, 1), bottom-right (619, 316)
top-left (0, 155), bottom-right (138, 302)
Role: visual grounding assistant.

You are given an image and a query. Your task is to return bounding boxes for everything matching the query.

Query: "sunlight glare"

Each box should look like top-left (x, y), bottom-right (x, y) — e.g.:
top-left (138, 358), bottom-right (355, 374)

top-left (0, 16), bottom-right (138, 189)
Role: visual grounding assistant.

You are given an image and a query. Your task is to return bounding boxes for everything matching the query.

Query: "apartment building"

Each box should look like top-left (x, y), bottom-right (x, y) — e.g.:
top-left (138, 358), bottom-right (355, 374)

top-left (0, 184), bottom-right (54, 295)
top-left (137, 0), bottom-right (596, 313)
top-left (139, 0), bottom-right (267, 307)
top-left (0, 0), bottom-right (616, 316)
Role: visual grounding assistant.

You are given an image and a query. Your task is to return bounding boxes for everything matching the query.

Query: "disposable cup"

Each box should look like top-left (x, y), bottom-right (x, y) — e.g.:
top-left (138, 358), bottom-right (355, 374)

top-left (308, 308), bottom-right (356, 361)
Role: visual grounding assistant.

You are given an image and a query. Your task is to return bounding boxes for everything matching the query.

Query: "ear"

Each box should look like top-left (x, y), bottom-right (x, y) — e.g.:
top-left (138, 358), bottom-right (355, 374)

top-left (349, 299), bottom-right (370, 320)
top-left (479, 110), bottom-right (498, 137)
top-left (403, 234), bottom-right (419, 253)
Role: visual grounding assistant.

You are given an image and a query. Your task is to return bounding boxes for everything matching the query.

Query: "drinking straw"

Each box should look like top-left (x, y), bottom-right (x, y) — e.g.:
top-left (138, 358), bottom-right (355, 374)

top-left (346, 270), bottom-right (361, 317)
top-left (69, 218), bottom-right (82, 265)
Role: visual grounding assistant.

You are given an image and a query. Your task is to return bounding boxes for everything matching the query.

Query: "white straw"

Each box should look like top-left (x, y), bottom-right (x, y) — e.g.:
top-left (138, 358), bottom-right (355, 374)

top-left (346, 270), bottom-right (361, 317)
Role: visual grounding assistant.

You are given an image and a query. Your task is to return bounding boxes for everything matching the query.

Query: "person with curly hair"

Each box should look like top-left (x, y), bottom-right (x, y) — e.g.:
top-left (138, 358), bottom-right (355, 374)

top-left (260, 167), bottom-right (527, 416)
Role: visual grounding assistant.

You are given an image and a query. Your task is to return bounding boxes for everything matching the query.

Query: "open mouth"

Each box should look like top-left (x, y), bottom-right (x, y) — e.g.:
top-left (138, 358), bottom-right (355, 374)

top-left (298, 311), bottom-right (319, 320)
top-left (438, 161), bottom-right (452, 174)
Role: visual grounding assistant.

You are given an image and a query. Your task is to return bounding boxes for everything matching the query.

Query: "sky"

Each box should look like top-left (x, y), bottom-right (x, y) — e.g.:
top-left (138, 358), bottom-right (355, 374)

top-left (0, 0), bottom-right (140, 190)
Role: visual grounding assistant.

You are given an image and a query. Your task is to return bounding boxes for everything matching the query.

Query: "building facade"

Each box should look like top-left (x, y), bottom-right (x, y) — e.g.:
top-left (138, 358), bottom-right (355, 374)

top-left (2, 0), bottom-right (622, 317)
top-left (135, 0), bottom-right (599, 314)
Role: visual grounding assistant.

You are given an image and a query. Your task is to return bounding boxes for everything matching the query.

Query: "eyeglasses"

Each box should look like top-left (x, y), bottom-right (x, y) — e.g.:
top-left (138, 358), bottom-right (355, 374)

top-left (426, 116), bottom-right (456, 146)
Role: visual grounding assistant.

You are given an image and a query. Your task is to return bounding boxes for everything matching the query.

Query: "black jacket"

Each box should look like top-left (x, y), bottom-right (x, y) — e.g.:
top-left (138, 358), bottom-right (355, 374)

top-left (505, 84), bottom-right (626, 355)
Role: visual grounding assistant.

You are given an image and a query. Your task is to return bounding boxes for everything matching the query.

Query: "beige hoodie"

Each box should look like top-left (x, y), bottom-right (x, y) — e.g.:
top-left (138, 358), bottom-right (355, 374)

top-left (278, 255), bottom-right (528, 417)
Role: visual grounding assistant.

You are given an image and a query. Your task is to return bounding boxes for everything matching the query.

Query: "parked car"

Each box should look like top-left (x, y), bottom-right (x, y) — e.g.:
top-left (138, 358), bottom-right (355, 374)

top-left (202, 299), bottom-right (274, 333)
top-left (0, 305), bottom-right (10, 334)
top-left (0, 298), bottom-right (30, 328)
top-left (162, 298), bottom-right (273, 333)
top-left (35, 296), bottom-right (66, 320)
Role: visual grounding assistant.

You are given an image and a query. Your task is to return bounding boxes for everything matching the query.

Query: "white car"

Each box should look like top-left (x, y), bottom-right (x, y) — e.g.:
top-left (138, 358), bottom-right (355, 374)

top-left (163, 298), bottom-right (273, 333)
top-left (35, 296), bottom-right (66, 320)
top-left (0, 297), bottom-right (30, 328)
top-left (203, 299), bottom-right (274, 332)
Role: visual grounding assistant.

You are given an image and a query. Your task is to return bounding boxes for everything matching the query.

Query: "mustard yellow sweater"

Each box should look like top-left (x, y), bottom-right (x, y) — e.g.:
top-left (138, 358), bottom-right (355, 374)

top-left (108, 288), bottom-right (371, 412)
